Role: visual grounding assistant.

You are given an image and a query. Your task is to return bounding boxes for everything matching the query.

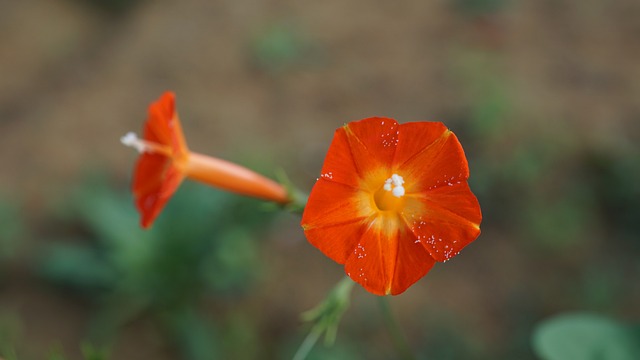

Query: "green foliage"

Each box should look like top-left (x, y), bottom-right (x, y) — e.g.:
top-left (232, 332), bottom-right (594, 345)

top-left (0, 197), bottom-right (24, 262)
top-left (452, 0), bottom-right (510, 16)
top-left (453, 50), bottom-right (511, 142)
top-left (584, 148), bottom-right (640, 247)
top-left (293, 277), bottom-right (355, 360)
top-left (445, 43), bottom-right (639, 359)
top-left (47, 346), bottom-right (68, 360)
top-left (250, 23), bottom-right (319, 74)
top-left (420, 319), bottom-right (487, 360)
top-left (77, 0), bottom-right (141, 15)
top-left (81, 343), bottom-right (110, 360)
top-left (165, 309), bottom-right (220, 360)
top-left (532, 313), bottom-right (640, 360)
top-left (38, 177), bottom-right (278, 359)
top-left (45, 344), bottom-right (108, 360)
top-left (0, 312), bottom-right (21, 360)
top-left (301, 277), bottom-right (354, 346)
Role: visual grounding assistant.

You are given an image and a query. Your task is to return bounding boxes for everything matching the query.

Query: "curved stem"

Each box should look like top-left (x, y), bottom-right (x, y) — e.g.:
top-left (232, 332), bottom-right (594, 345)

top-left (378, 296), bottom-right (416, 360)
top-left (292, 326), bottom-right (322, 360)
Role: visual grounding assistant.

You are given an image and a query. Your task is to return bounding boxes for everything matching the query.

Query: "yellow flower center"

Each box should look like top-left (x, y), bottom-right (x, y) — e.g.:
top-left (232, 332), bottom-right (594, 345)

top-left (373, 174), bottom-right (406, 212)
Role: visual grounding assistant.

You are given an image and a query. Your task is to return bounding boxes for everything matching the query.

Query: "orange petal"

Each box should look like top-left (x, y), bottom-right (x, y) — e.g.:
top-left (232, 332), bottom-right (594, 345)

top-left (301, 178), bottom-right (372, 263)
top-left (402, 182), bottom-right (481, 262)
top-left (132, 153), bottom-right (185, 228)
top-left (143, 91), bottom-right (188, 155)
top-left (392, 121), bottom-right (448, 166)
top-left (343, 117), bottom-right (397, 180)
top-left (343, 219), bottom-right (436, 295)
top-left (397, 130), bottom-right (470, 194)
top-left (317, 127), bottom-right (361, 188)
top-left (301, 179), bottom-right (370, 230)
top-left (343, 219), bottom-right (398, 296)
top-left (388, 230), bottom-right (436, 295)
top-left (303, 219), bottom-right (367, 264)
top-left (131, 92), bottom-right (189, 229)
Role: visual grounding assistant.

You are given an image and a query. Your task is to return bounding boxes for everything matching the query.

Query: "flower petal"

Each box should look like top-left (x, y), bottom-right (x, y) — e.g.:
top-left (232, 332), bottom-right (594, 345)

top-left (389, 230), bottom-right (436, 295)
top-left (303, 219), bottom-right (367, 264)
top-left (343, 117), bottom-right (398, 180)
top-left (301, 178), bottom-right (373, 263)
top-left (343, 218), bottom-right (436, 295)
top-left (393, 121), bottom-right (448, 166)
top-left (397, 130), bottom-right (470, 194)
top-left (144, 91), bottom-right (188, 155)
top-left (301, 179), bottom-right (372, 229)
top-left (302, 117), bottom-right (482, 296)
top-left (344, 218), bottom-right (398, 296)
top-left (133, 153), bottom-right (185, 228)
top-left (402, 182), bottom-right (481, 262)
top-left (317, 126), bottom-right (360, 187)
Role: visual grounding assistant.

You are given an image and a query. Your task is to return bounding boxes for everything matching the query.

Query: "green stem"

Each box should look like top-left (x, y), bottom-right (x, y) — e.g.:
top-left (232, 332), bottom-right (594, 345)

top-left (293, 276), bottom-right (354, 360)
top-left (292, 326), bottom-right (322, 360)
top-left (275, 168), bottom-right (309, 214)
top-left (378, 296), bottom-right (416, 360)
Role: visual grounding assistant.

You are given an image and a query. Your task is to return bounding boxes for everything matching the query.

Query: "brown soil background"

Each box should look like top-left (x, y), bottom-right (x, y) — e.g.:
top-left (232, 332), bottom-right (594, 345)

top-left (1, 0), bottom-right (639, 359)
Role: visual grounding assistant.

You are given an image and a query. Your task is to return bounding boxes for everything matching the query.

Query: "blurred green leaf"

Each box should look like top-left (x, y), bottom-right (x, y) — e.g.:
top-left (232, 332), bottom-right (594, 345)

top-left (40, 174), bottom-right (278, 359)
top-left (78, 0), bottom-right (141, 15)
top-left (532, 313), bottom-right (640, 360)
top-left (585, 149), bottom-right (640, 246)
top-left (251, 23), bottom-right (320, 74)
top-left (39, 243), bottom-right (117, 292)
top-left (81, 343), bottom-right (109, 360)
top-left (221, 311), bottom-right (260, 360)
top-left (48, 349), bottom-right (67, 360)
top-left (166, 309), bottom-right (220, 360)
top-left (450, 49), bottom-right (511, 141)
top-left (252, 24), bottom-right (302, 73)
top-left (523, 186), bottom-right (596, 250)
top-left (203, 227), bottom-right (259, 293)
top-left (0, 197), bottom-right (24, 261)
top-left (0, 311), bottom-right (21, 360)
top-left (453, 0), bottom-right (509, 16)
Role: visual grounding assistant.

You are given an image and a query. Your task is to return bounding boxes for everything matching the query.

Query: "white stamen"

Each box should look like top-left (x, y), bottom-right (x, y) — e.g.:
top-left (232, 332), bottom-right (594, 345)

top-left (392, 186), bottom-right (405, 197)
top-left (384, 173), bottom-right (405, 198)
top-left (120, 132), bottom-right (147, 153)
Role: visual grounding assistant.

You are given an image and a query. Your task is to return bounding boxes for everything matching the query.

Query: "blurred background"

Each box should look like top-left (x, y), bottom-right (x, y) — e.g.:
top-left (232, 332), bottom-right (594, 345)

top-left (0, 0), bottom-right (639, 359)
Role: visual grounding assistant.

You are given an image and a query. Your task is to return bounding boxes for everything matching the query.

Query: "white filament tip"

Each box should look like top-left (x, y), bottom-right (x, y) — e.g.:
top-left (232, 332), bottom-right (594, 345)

top-left (120, 132), bottom-right (146, 153)
top-left (392, 186), bottom-right (405, 197)
top-left (384, 173), bottom-right (405, 198)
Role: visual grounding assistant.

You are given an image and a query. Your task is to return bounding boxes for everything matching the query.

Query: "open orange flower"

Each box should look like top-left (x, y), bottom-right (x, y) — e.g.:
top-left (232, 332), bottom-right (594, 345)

top-left (122, 91), bottom-right (289, 228)
top-left (301, 117), bottom-right (481, 295)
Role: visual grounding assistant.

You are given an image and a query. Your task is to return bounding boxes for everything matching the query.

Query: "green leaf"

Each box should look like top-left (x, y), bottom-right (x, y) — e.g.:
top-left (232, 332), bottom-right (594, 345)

top-left (252, 24), bottom-right (306, 73)
top-left (0, 197), bottom-right (24, 260)
top-left (166, 309), bottom-right (220, 360)
top-left (81, 343), bottom-right (109, 360)
top-left (532, 313), bottom-right (640, 360)
top-left (39, 243), bottom-right (116, 291)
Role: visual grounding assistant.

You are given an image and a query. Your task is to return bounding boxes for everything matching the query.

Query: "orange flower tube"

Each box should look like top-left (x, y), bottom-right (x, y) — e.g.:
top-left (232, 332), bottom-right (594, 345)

top-left (301, 117), bottom-right (482, 296)
top-left (122, 91), bottom-right (289, 228)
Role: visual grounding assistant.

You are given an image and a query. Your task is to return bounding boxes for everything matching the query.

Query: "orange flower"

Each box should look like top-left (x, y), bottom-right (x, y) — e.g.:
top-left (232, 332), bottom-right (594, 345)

top-left (301, 117), bottom-right (481, 295)
top-left (122, 91), bottom-right (289, 228)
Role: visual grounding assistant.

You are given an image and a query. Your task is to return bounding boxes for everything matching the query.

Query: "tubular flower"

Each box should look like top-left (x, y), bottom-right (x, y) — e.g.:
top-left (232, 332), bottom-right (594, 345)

top-left (122, 91), bottom-right (289, 228)
top-left (301, 117), bottom-right (481, 296)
